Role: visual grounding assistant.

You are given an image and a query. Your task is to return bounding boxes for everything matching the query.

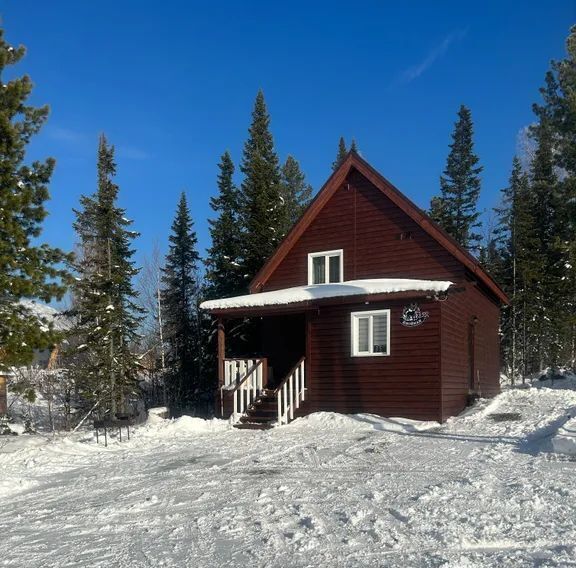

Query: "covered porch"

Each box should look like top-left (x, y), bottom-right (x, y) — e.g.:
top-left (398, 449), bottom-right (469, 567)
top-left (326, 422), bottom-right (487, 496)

top-left (214, 308), bottom-right (310, 429)
top-left (201, 278), bottom-right (453, 429)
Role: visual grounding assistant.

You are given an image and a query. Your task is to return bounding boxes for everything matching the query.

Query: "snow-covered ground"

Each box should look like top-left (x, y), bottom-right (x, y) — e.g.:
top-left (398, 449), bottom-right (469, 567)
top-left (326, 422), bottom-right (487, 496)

top-left (2, 386), bottom-right (576, 567)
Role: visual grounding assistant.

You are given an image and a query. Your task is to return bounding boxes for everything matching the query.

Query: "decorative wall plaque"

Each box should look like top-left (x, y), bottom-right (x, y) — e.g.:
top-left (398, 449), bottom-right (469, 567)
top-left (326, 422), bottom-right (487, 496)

top-left (400, 303), bottom-right (429, 327)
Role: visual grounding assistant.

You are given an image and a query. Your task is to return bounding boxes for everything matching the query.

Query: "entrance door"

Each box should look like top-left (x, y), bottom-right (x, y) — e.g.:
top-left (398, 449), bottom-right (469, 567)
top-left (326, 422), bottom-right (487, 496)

top-left (468, 319), bottom-right (476, 391)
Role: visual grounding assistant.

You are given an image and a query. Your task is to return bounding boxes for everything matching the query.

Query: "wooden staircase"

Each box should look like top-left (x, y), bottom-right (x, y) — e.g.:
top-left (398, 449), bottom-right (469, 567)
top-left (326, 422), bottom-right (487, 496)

top-left (234, 389), bottom-right (277, 430)
top-left (226, 356), bottom-right (307, 430)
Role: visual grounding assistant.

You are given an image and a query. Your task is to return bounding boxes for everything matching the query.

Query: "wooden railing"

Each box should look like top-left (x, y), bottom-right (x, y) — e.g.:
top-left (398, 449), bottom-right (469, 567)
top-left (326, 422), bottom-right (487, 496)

top-left (228, 360), bottom-right (266, 424)
top-left (276, 357), bottom-right (306, 426)
top-left (223, 358), bottom-right (264, 389)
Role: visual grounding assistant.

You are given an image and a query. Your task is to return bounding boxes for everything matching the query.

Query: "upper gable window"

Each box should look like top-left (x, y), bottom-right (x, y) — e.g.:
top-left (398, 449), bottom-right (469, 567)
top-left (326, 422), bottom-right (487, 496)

top-left (308, 249), bottom-right (343, 285)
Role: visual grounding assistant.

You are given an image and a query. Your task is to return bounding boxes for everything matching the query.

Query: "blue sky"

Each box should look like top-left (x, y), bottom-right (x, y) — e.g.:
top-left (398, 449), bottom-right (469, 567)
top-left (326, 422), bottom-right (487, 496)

top-left (2, 1), bottom-right (574, 267)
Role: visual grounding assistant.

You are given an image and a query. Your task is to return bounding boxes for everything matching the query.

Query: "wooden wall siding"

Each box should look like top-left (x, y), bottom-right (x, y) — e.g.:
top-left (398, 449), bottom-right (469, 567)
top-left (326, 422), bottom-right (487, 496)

top-left (307, 299), bottom-right (443, 422)
top-left (440, 286), bottom-right (501, 420)
top-left (264, 169), bottom-right (465, 292)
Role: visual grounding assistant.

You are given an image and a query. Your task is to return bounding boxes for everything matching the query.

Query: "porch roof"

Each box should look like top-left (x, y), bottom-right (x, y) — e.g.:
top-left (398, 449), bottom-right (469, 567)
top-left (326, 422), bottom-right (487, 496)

top-left (200, 278), bottom-right (453, 314)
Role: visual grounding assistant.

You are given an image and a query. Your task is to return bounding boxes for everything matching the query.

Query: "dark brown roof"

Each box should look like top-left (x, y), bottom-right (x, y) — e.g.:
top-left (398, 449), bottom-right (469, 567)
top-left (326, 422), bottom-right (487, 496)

top-left (250, 151), bottom-right (509, 304)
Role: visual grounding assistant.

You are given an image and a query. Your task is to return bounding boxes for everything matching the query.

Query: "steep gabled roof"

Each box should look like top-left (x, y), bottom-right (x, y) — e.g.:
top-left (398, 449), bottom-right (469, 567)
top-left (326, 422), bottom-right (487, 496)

top-left (250, 151), bottom-right (508, 304)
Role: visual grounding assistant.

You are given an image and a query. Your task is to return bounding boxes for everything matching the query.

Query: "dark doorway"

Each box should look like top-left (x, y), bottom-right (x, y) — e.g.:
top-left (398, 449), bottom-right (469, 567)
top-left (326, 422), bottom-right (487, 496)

top-left (261, 314), bottom-right (306, 388)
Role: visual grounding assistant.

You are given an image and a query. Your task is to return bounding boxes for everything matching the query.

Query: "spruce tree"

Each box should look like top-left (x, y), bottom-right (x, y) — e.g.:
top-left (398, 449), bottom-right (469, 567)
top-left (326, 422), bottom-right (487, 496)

top-left (278, 155), bottom-right (313, 236)
top-left (332, 137), bottom-right (348, 170)
top-left (70, 135), bottom-right (142, 415)
top-left (161, 193), bottom-right (201, 410)
top-left (431, 105), bottom-right (483, 252)
top-left (0, 29), bottom-right (70, 368)
top-left (528, 119), bottom-right (564, 367)
top-left (238, 90), bottom-right (283, 283)
top-left (533, 25), bottom-right (576, 368)
top-left (492, 157), bottom-right (533, 381)
top-left (205, 151), bottom-right (244, 300)
top-left (350, 139), bottom-right (358, 153)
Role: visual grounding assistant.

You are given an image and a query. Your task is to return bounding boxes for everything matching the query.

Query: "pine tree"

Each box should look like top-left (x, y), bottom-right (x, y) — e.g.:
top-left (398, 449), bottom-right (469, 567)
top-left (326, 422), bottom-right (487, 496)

top-left (238, 90), bottom-right (283, 284)
top-left (431, 105), bottom-right (483, 251)
top-left (205, 151), bottom-right (244, 300)
top-left (70, 135), bottom-right (142, 415)
top-left (278, 155), bottom-right (313, 236)
top-left (429, 196), bottom-right (450, 229)
top-left (332, 137), bottom-right (348, 171)
top-left (492, 157), bottom-right (534, 381)
top-left (533, 25), bottom-right (576, 368)
top-left (350, 139), bottom-right (358, 153)
top-left (161, 193), bottom-right (201, 410)
top-left (0, 29), bottom-right (70, 368)
top-left (528, 118), bottom-right (564, 367)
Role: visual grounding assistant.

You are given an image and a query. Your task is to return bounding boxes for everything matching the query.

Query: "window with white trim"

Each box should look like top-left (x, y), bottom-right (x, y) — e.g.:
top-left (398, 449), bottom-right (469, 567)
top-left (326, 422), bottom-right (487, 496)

top-left (351, 309), bottom-right (390, 356)
top-left (308, 249), bottom-right (343, 285)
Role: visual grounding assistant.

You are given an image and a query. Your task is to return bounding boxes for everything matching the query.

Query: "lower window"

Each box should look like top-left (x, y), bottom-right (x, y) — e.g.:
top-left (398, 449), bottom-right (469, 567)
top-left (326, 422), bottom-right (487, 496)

top-left (351, 309), bottom-right (391, 356)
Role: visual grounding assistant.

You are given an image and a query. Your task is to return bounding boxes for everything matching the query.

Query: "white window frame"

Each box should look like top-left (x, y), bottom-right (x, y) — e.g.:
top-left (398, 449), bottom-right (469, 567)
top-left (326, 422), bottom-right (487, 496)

top-left (351, 309), bottom-right (391, 357)
top-left (307, 249), bottom-right (343, 285)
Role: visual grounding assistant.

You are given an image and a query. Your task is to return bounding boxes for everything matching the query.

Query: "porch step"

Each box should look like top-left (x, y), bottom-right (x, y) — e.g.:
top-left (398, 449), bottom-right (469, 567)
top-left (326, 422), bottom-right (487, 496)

top-left (240, 414), bottom-right (274, 423)
top-left (233, 421), bottom-right (272, 430)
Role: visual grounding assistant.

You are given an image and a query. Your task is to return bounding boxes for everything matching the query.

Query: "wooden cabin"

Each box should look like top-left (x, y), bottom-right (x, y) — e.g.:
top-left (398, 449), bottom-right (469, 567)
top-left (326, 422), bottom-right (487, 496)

top-left (201, 152), bottom-right (508, 429)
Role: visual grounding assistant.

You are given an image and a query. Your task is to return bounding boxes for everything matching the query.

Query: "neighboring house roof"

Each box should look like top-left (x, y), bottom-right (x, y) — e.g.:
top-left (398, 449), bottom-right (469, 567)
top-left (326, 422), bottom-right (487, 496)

top-left (201, 278), bottom-right (453, 314)
top-left (18, 300), bottom-right (71, 332)
top-left (249, 151), bottom-right (508, 304)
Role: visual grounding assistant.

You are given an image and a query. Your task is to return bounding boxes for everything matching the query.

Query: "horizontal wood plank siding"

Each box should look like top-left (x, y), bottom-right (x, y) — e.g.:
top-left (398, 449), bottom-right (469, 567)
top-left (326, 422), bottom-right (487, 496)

top-left (307, 299), bottom-right (442, 422)
top-left (264, 169), bottom-right (465, 291)
top-left (440, 286), bottom-right (501, 420)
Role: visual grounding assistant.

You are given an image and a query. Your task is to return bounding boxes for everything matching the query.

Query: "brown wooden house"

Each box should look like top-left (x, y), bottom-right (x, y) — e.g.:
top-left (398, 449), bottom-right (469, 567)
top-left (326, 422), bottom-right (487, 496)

top-left (201, 152), bottom-right (508, 429)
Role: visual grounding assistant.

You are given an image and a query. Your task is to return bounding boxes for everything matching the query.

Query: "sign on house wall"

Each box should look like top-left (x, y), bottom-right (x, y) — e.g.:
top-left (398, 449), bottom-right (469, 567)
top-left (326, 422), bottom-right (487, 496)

top-left (400, 303), bottom-right (429, 327)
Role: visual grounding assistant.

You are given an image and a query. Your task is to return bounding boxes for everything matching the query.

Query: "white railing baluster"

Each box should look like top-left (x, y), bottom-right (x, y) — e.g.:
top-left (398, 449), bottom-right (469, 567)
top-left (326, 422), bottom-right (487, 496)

top-left (274, 358), bottom-right (306, 427)
top-left (277, 391), bottom-right (281, 425)
top-left (295, 368), bottom-right (300, 409)
top-left (289, 374), bottom-right (294, 420)
top-left (224, 359), bottom-right (267, 424)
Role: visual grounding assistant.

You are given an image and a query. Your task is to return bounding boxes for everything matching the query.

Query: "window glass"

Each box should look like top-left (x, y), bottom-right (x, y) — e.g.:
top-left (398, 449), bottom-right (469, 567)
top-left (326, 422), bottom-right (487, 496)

top-left (357, 317), bottom-right (369, 352)
top-left (372, 314), bottom-right (388, 354)
top-left (312, 256), bottom-right (326, 284)
top-left (328, 255), bottom-right (340, 283)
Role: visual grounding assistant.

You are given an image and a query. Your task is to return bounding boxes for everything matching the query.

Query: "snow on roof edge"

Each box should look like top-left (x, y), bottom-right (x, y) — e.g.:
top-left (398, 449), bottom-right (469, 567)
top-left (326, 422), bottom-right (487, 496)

top-left (200, 278), bottom-right (453, 311)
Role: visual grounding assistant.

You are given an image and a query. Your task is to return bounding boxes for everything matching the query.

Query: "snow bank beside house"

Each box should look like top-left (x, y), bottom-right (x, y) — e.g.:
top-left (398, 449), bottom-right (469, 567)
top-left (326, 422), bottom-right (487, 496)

top-left (200, 278), bottom-right (453, 310)
top-left (290, 411), bottom-right (440, 433)
top-left (138, 414), bottom-right (230, 438)
top-left (552, 416), bottom-right (576, 456)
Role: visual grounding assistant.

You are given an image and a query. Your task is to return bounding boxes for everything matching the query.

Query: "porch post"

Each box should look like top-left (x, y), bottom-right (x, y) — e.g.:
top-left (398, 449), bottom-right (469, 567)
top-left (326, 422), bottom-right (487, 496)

top-left (217, 318), bottom-right (226, 417)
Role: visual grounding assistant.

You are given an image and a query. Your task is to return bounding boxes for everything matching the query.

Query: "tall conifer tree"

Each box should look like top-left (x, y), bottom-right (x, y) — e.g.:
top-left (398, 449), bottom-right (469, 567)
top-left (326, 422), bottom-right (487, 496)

top-left (0, 29), bottom-right (70, 368)
top-left (71, 135), bottom-right (142, 414)
top-left (533, 25), bottom-right (576, 367)
top-left (278, 155), bottom-right (313, 237)
top-left (493, 157), bottom-right (534, 380)
top-left (529, 119), bottom-right (563, 367)
top-left (431, 105), bottom-right (483, 252)
top-left (205, 151), bottom-right (243, 299)
top-left (238, 90), bottom-right (283, 283)
top-left (332, 137), bottom-right (348, 171)
top-left (161, 193), bottom-right (201, 409)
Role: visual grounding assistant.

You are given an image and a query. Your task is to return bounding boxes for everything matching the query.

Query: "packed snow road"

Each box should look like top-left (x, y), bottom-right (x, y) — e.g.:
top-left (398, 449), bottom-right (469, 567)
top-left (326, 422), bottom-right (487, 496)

top-left (1, 386), bottom-right (576, 567)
